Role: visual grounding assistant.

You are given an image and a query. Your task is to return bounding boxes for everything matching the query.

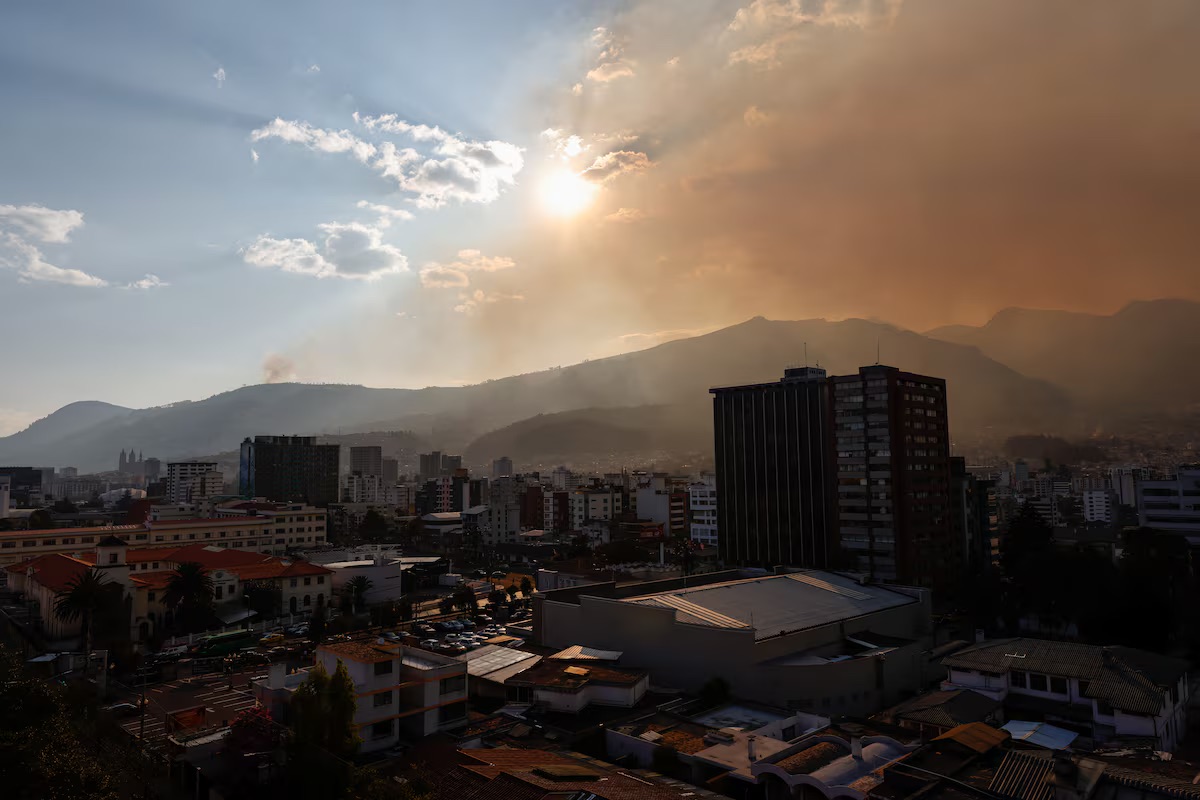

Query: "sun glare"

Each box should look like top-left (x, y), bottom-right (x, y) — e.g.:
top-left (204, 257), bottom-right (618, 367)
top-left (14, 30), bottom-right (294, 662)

top-left (540, 169), bottom-right (598, 217)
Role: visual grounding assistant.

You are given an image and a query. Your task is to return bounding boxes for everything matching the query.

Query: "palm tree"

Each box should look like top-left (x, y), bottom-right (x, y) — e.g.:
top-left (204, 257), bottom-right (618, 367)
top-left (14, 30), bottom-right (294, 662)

top-left (163, 562), bottom-right (215, 633)
top-left (344, 575), bottom-right (373, 613)
top-left (54, 568), bottom-right (113, 676)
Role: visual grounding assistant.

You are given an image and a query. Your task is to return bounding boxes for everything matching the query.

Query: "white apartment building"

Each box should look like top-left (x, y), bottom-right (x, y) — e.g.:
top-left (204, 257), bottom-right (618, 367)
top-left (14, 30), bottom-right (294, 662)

top-left (689, 475), bottom-right (718, 548)
top-left (1083, 489), bottom-right (1115, 524)
top-left (941, 638), bottom-right (1189, 751)
top-left (551, 466), bottom-right (582, 491)
top-left (0, 476), bottom-right (8, 519)
top-left (165, 462), bottom-right (219, 504)
top-left (568, 488), bottom-right (623, 529)
top-left (1112, 466), bottom-right (1152, 508)
top-left (1138, 469), bottom-right (1200, 538)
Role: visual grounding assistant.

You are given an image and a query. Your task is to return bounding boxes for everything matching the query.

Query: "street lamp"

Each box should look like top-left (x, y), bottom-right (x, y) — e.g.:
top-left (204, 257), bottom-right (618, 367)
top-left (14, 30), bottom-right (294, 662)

top-left (243, 593), bottom-right (251, 630)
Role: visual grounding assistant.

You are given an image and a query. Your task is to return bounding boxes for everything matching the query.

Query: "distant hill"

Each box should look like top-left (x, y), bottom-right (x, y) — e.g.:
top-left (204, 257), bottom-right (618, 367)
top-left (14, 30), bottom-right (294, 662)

top-left (926, 299), bottom-right (1200, 418)
top-left (0, 316), bottom-right (1075, 472)
top-left (463, 405), bottom-right (711, 467)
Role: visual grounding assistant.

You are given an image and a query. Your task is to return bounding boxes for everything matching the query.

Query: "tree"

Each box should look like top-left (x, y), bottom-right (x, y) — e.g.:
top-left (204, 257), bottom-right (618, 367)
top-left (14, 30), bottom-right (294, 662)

top-left (358, 509), bottom-right (389, 541)
top-left (452, 585), bottom-right (477, 613)
top-left (244, 582), bottom-right (283, 618)
top-left (287, 659), bottom-right (361, 799)
top-left (519, 576), bottom-right (534, 598)
top-left (344, 575), bottom-right (373, 613)
top-left (27, 508), bottom-right (55, 530)
top-left (51, 499), bottom-right (78, 514)
top-left (488, 588), bottom-right (507, 606)
top-left (228, 704), bottom-right (277, 753)
top-left (697, 676), bottom-right (731, 709)
top-left (309, 596), bottom-right (328, 643)
top-left (163, 562), bottom-right (215, 633)
top-left (54, 568), bottom-right (119, 673)
top-left (505, 583), bottom-right (519, 601)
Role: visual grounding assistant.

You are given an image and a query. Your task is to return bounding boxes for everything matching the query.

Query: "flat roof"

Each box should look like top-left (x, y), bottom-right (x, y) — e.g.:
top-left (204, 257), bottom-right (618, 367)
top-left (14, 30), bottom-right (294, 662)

top-left (457, 644), bottom-right (540, 680)
top-left (623, 570), bottom-right (916, 640)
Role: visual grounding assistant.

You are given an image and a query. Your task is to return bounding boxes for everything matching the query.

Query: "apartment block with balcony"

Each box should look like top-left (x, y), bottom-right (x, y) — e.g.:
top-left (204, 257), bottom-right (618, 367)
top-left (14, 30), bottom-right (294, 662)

top-left (688, 474), bottom-right (718, 548)
top-left (315, 640), bottom-right (468, 751)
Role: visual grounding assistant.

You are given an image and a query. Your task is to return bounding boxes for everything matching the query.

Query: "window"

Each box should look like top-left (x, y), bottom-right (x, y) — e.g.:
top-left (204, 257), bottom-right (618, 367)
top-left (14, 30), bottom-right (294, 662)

top-left (304, 577), bottom-right (311, 586)
top-left (317, 576), bottom-right (324, 585)
top-left (370, 720), bottom-right (393, 739)
top-left (1, 542), bottom-right (12, 549)
top-left (148, 592), bottom-right (156, 602)
top-left (374, 660), bottom-right (393, 676)
top-left (1050, 677), bottom-right (1068, 695)
top-left (44, 539), bottom-right (57, 546)
top-left (152, 562), bottom-right (159, 569)
top-left (108, 553), bottom-right (118, 564)
top-left (81, 536), bottom-right (95, 543)
top-left (290, 578), bottom-right (298, 588)
top-left (438, 703), bottom-right (467, 724)
top-left (373, 691), bottom-right (393, 707)
top-left (1010, 670), bottom-right (1027, 689)
top-left (215, 586), bottom-right (223, 600)
top-left (1029, 673), bottom-right (1048, 692)
top-left (303, 595), bottom-right (311, 607)
top-left (22, 541), bottom-right (34, 547)
top-left (440, 675), bottom-right (466, 694)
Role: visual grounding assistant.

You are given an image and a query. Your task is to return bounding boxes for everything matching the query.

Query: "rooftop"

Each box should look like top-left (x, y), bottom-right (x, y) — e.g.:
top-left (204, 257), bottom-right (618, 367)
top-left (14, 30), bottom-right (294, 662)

top-left (942, 638), bottom-right (1187, 715)
top-left (883, 689), bottom-right (1002, 730)
top-left (622, 570), bottom-right (917, 640)
top-left (506, 660), bottom-right (646, 690)
top-left (457, 644), bottom-right (541, 683)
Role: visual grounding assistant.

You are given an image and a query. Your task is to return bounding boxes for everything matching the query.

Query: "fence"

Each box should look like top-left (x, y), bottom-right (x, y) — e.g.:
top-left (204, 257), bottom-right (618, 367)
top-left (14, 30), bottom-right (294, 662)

top-left (161, 611), bottom-right (312, 649)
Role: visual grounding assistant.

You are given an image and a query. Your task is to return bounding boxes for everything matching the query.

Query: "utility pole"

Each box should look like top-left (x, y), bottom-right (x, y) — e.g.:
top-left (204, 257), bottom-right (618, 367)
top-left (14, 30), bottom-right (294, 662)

top-left (139, 664), bottom-right (148, 742)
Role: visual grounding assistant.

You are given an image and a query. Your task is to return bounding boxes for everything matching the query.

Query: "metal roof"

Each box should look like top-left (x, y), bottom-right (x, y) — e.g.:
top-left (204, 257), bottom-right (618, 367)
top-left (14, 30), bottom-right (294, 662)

top-left (458, 644), bottom-right (540, 680)
top-left (1002, 721), bottom-right (1078, 750)
top-left (549, 645), bottom-right (623, 661)
top-left (623, 570), bottom-right (916, 640)
top-left (942, 638), bottom-right (1185, 715)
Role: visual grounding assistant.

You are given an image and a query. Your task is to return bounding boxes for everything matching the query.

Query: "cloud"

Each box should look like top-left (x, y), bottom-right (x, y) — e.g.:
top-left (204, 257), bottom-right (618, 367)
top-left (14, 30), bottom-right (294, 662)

top-left (251, 118), bottom-right (377, 163)
top-left (213, 66), bottom-right (226, 87)
top-left (542, 129), bottom-right (586, 159)
top-left (253, 113), bottom-right (523, 208)
top-left (604, 207), bottom-right (648, 223)
top-left (571, 82), bottom-right (583, 96)
top-left (250, 148), bottom-right (259, 163)
top-left (242, 221), bottom-right (407, 281)
top-left (356, 200), bottom-right (414, 226)
top-left (126, 273), bottom-right (168, 290)
top-left (0, 204), bottom-right (84, 243)
top-left (727, 0), bottom-right (904, 67)
top-left (262, 354), bottom-right (295, 384)
top-left (743, 105), bottom-right (771, 126)
top-left (0, 206), bottom-right (107, 287)
top-left (587, 27), bottom-right (636, 82)
top-left (581, 150), bottom-right (654, 183)
top-left (453, 289), bottom-right (524, 315)
top-left (438, 248), bottom-right (516, 273)
top-left (306, 64), bottom-right (321, 74)
top-left (420, 265), bottom-right (470, 288)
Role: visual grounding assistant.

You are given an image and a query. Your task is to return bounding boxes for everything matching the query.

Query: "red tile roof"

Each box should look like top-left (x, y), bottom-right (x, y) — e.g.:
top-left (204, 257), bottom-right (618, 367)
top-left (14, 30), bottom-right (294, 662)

top-left (5, 553), bottom-right (96, 592)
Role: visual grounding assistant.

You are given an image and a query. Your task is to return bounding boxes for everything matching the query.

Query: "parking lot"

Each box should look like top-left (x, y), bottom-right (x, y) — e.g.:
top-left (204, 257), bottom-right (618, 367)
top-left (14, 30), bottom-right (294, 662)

top-left (115, 666), bottom-right (263, 752)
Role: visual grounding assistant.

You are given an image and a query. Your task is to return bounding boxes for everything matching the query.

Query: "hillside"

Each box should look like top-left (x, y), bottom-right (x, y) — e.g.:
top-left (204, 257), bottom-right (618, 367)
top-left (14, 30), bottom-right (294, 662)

top-left (926, 299), bottom-right (1200, 416)
top-left (0, 316), bottom-right (1074, 471)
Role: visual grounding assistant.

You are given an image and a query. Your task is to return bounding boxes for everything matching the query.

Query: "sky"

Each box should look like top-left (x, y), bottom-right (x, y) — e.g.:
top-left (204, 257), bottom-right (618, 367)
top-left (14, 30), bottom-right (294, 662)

top-left (2, 0), bottom-right (1199, 434)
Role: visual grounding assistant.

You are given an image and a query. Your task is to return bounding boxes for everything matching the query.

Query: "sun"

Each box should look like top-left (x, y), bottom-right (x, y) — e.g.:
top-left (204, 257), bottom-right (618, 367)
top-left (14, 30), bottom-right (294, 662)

top-left (539, 168), bottom-right (598, 217)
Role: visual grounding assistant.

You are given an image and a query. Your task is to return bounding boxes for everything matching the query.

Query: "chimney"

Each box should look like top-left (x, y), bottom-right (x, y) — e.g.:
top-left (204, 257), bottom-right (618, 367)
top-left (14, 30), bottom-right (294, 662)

top-left (747, 735), bottom-right (757, 762)
top-left (852, 737), bottom-right (863, 759)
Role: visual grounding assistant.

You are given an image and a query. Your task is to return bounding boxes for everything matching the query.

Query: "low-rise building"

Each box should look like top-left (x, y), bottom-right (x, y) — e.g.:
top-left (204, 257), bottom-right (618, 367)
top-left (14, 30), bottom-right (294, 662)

top-left (536, 569), bottom-right (932, 714)
top-left (505, 659), bottom-right (649, 713)
top-left (940, 637), bottom-right (1189, 751)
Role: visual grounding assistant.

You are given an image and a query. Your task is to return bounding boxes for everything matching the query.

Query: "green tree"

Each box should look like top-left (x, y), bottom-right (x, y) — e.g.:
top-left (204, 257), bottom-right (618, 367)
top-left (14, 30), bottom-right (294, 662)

top-left (27, 508), bottom-right (55, 530)
top-left (287, 659), bottom-right (361, 799)
top-left (308, 596), bottom-right (328, 643)
top-left (51, 499), bottom-right (78, 514)
top-left (163, 561), bottom-right (215, 633)
top-left (452, 585), bottom-right (476, 613)
top-left (244, 582), bottom-right (283, 618)
top-left (343, 575), bottom-right (374, 613)
top-left (358, 509), bottom-right (389, 541)
top-left (54, 568), bottom-right (119, 674)
top-left (519, 576), bottom-right (534, 598)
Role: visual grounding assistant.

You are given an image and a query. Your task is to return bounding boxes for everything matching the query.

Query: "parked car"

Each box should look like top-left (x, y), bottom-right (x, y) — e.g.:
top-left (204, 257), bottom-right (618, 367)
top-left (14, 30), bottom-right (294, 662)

top-left (436, 643), bottom-right (467, 655)
top-left (474, 615), bottom-right (493, 625)
top-left (381, 631), bottom-right (401, 642)
top-left (459, 620), bottom-right (476, 631)
top-left (420, 639), bottom-right (440, 649)
top-left (285, 624), bottom-right (309, 637)
top-left (102, 702), bottom-right (142, 718)
top-left (259, 632), bottom-right (285, 646)
top-left (432, 621), bottom-right (450, 632)
top-left (414, 624), bottom-right (435, 636)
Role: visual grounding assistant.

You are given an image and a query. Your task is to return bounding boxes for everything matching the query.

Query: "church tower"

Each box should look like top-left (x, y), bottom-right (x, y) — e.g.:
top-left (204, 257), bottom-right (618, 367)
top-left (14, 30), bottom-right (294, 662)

top-left (119, 449), bottom-right (127, 473)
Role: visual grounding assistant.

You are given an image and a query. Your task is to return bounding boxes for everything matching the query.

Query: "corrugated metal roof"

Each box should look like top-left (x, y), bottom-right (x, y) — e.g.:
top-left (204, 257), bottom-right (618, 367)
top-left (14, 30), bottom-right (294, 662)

top-left (549, 645), bottom-right (623, 661)
top-left (1002, 721), bottom-right (1078, 750)
top-left (989, 750), bottom-right (1054, 800)
top-left (942, 638), bottom-right (1185, 715)
top-left (623, 570), bottom-right (915, 640)
top-left (933, 722), bottom-right (1009, 754)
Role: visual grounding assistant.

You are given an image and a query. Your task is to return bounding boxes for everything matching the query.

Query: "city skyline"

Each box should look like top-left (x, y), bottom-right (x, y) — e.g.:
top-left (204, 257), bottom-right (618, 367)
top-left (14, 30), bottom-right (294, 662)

top-left (4, 0), bottom-right (1200, 435)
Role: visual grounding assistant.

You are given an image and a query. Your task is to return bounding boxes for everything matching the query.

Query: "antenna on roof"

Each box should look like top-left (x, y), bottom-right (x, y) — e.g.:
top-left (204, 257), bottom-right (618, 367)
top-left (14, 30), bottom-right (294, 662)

top-left (804, 342), bottom-right (808, 368)
top-left (876, 338), bottom-right (881, 365)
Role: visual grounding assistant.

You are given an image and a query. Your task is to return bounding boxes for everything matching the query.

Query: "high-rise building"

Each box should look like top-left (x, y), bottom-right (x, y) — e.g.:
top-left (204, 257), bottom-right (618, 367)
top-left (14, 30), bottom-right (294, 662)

top-left (239, 436), bottom-right (340, 506)
top-left (1138, 468), bottom-right (1200, 535)
top-left (349, 446), bottom-right (383, 478)
top-left (688, 473), bottom-right (718, 549)
top-left (419, 451), bottom-right (443, 481)
top-left (166, 462), bottom-right (219, 504)
top-left (1083, 489), bottom-right (1116, 524)
top-left (830, 365), bottom-right (954, 589)
top-left (381, 457), bottom-right (399, 485)
top-left (710, 366), bottom-right (833, 568)
top-left (492, 456), bottom-right (514, 479)
top-left (0, 467), bottom-right (44, 507)
top-left (0, 476), bottom-right (9, 519)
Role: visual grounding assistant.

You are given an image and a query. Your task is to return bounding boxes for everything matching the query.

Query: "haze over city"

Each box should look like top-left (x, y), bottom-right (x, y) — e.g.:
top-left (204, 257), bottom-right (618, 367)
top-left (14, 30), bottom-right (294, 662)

top-left (4, 0), bottom-right (1200, 435)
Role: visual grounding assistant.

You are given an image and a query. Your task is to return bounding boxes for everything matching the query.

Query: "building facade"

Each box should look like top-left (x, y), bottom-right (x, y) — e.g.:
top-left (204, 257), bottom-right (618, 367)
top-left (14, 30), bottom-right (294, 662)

top-left (239, 436), bottom-right (340, 506)
top-left (711, 366), bottom-right (833, 568)
top-left (1138, 468), bottom-right (1200, 537)
top-left (689, 474), bottom-right (718, 549)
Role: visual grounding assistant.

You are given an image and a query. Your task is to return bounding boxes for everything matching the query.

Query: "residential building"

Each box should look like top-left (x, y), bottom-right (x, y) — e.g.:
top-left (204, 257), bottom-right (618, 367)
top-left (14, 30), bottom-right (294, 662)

top-left (569, 487), bottom-right (623, 529)
top-left (1083, 489), bottom-right (1116, 524)
top-left (877, 688), bottom-right (1004, 738)
top-left (551, 466), bottom-right (581, 491)
top-left (0, 476), bottom-right (8, 519)
top-left (485, 477), bottom-right (521, 547)
top-left (635, 474), bottom-right (688, 536)
top-left (1111, 465), bottom-right (1151, 508)
top-left (940, 637), bottom-right (1190, 751)
top-left (536, 569), bottom-right (932, 714)
top-left (830, 365), bottom-right (954, 590)
top-left (0, 467), bottom-right (45, 506)
top-left (689, 473), bottom-right (718, 548)
top-left (419, 451), bottom-right (443, 481)
top-left (542, 490), bottom-right (571, 534)
top-left (505, 659), bottom-right (649, 712)
top-left (50, 476), bottom-right (104, 503)
top-left (348, 446), bottom-right (383, 478)
top-left (711, 366), bottom-right (833, 568)
top-left (381, 457), bottom-right (399, 485)
top-left (315, 640), bottom-right (467, 750)
top-left (492, 456), bottom-right (513, 479)
top-left (1138, 468), bottom-right (1200, 539)
top-left (239, 435), bottom-right (340, 506)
